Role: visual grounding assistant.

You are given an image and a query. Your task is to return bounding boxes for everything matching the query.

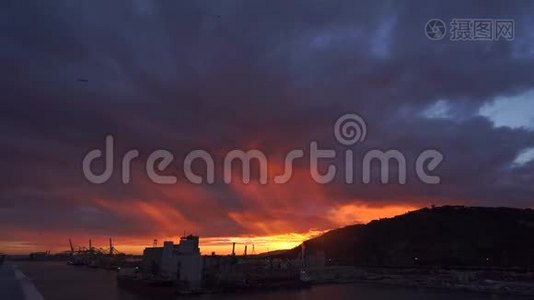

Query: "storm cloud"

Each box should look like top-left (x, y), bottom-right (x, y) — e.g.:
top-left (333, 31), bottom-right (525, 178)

top-left (1, 0), bottom-right (534, 253)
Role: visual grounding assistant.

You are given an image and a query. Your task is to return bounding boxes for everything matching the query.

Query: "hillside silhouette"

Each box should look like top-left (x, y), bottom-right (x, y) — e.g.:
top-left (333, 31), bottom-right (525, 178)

top-left (284, 206), bottom-right (534, 268)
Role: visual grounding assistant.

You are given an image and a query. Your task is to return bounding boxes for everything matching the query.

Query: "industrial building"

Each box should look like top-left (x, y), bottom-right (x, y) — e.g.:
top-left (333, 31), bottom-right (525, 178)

top-left (140, 235), bottom-right (203, 291)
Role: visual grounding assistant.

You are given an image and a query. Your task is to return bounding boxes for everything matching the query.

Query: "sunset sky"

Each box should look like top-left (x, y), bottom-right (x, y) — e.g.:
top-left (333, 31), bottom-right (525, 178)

top-left (2, 1), bottom-right (534, 255)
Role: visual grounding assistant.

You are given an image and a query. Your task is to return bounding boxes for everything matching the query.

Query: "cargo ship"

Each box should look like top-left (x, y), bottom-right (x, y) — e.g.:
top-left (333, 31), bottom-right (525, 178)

top-left (116, 235), bottom-right (315, 295)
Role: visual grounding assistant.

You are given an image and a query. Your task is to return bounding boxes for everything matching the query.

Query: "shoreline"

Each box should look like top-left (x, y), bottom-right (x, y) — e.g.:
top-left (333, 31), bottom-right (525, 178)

top-left (306, 266), bottom-right (534, 297)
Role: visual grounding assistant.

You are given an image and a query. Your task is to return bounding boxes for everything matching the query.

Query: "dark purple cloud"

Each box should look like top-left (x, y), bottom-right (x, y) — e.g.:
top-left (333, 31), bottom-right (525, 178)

top-left (1, 0), bottom-right (534, 252)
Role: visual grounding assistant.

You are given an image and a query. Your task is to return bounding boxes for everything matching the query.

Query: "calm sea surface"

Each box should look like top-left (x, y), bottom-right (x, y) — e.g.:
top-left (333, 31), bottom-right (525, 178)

top-left (14, 261), bottom-right (526, 300)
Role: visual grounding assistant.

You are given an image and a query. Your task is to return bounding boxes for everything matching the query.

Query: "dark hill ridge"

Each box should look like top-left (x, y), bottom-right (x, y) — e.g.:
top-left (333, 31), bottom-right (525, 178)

top-left (284, 206), bottom-right (534, 268)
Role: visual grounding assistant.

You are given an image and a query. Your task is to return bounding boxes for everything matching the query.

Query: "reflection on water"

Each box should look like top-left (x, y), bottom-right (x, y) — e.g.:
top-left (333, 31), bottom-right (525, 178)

top-left (16, 261), bottom-right (522, 300)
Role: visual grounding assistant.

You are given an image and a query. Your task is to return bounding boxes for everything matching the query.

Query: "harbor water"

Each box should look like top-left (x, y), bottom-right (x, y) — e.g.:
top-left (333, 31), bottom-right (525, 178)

top-left (14, 261), bottom-right (525, 300)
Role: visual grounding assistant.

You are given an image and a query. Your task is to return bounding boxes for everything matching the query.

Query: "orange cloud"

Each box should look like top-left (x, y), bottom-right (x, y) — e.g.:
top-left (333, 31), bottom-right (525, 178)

top-left (327, 202), bottom-right (420, 225)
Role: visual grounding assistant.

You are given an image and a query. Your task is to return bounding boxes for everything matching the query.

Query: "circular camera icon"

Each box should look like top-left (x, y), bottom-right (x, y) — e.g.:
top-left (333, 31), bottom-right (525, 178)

top-left (425, 19), bottom-right (446, 40)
